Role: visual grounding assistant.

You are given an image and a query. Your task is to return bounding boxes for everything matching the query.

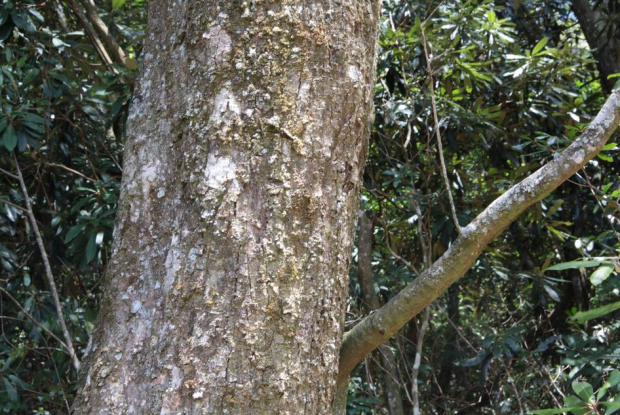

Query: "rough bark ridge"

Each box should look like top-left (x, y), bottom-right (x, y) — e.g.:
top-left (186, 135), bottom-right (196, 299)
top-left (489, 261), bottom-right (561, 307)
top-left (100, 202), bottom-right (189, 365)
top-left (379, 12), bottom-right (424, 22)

top-left (73, 1), bottom-right (380, 413)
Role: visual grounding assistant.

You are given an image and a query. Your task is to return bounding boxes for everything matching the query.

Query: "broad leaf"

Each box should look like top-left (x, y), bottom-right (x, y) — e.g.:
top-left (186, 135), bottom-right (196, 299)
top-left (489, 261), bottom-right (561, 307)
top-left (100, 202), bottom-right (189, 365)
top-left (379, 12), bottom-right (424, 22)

top-left (590, 264), bottom-right (615, 286)
top-left (546, 260), bottom-right (605, 271)
top-left (570, 301), bottom-right (620, 324)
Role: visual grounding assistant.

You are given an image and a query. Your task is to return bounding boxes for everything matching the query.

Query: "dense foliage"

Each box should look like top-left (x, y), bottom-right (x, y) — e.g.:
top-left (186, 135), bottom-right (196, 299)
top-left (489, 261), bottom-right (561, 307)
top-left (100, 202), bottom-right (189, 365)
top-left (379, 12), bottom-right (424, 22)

top-left (0, 0), bottom-right (144, 411)
top-left (0, 0), bottom-right (618, 413)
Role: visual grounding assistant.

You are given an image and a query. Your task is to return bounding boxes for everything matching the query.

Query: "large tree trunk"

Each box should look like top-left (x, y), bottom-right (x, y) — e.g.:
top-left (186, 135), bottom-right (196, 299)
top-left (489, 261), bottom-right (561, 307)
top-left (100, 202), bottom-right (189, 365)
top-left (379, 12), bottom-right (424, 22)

top-left (572, 0), bottom-right (620, 93)
top-left (73, 1), bottom-right (380, 413)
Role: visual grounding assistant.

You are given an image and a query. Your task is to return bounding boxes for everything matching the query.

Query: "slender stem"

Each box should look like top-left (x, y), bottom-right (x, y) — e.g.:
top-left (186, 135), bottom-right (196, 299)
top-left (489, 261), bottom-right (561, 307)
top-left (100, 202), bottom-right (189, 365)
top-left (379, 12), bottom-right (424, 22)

top-left (420, 23), bottom-right (461, 235)
top-left (65, 0), bottom-right (116, 71)
top-left (11, 155), bottom-right (80, 372)
top-left (412, 307), bottom-right (430, 415)
top-left (79, 0), bottom-right (127, 66)
top-left (47, 162), bottom-right (96, 183)
top-left (0, 287), bottom-right (70, 355)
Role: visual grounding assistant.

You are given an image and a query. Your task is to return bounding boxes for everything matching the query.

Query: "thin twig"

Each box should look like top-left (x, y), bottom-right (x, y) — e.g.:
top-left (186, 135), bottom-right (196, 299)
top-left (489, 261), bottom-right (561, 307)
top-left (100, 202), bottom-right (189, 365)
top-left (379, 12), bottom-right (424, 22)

top-left (380, 219), bottom-right (419, 274)
top-left (420, 23), bottom-right (461, 235)
top-left (64, 0), bottom-right (116, 72)
top-left (0, 287), bottom-right (70, 353)
top-left (11, 155), bottom-right (80, 372)
top-left (0, 167), bottom-right (19, 180)
top-left (412, 306), bottom-right (431, 415)
top-left (0, 198), bottom-right (26, 212)
top-left (47, 162), bottom-right (96, 183)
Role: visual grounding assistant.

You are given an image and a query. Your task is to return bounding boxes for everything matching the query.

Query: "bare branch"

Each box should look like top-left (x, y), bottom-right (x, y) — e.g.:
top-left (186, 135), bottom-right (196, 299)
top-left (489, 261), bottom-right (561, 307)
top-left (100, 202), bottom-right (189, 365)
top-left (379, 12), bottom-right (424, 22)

top-left (47, 162), bottom-right (96, 183)
top-left (420, 22), bottom-right (461, 235)
top-left (65, 0), bottom-right (116, 71)
top-left (338, 88), bottom-right (620, 382)
top-left (78, 0), bottom-right (127, 66)
top-left (412, 307), bottom-right (430, 415)
top-left (11, 155), bottom-right (81, 372)
top-left (0, 287), bottom-right (70, 354)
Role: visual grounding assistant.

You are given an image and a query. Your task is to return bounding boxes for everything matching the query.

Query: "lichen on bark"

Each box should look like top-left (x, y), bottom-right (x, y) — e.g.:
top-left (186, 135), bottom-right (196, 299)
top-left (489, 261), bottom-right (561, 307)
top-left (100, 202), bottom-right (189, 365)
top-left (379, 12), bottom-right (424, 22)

top-left (73, 1), bottom-right (380, 414)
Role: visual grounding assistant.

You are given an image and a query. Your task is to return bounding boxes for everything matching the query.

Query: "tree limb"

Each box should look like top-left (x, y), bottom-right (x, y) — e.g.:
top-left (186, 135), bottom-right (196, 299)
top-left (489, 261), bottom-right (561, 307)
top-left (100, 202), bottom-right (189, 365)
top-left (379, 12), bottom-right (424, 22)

top-left (421, 22), bottom-right (461, 235)
top-left (78, 0), bottom-right (127, 66)
top-left (64, 0), bottom-right (116, 71)
top-left (11, 155), bottom-right (81, 372)
top-left (338, 87), bottom-right (620, 382)
top-left (0, 287), bottom-right (71, 354)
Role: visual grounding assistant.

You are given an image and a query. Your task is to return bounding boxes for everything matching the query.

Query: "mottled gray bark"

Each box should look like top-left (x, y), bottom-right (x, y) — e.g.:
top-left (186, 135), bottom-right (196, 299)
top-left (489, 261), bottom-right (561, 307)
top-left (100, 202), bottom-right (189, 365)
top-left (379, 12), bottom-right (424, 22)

top-left (356, 215), bottom-right (405, 415)
top-left (73, 1), bottom-right (380, 414)
top-left (572, 0), bottom-right (620, 93)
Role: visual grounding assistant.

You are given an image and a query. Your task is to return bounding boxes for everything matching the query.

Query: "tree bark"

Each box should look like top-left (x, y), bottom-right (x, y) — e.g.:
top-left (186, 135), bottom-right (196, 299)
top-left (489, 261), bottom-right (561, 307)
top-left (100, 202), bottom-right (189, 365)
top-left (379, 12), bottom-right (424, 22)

top-left (356, 214), bottom-right (405, 415)
top-left (571, 0), bottom-right (620, 93)
top-left (73, 1), bottom-right (380, 414)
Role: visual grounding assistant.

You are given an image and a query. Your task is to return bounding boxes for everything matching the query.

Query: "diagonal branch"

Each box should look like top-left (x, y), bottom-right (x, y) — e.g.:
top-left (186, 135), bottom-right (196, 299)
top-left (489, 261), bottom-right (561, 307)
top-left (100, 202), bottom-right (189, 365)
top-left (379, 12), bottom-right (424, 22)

top-left (0, 287), bottom-right (71, 354)
top-left (337, 87), bottom-right (620, 382)
top-left (421, 22), bottom-right (461, 235)
top-left (78, 0), bottom-right (127, 66)
top-left (11, 155), bottom-right (81, 372)
top-left (64, 0), bottom-right (116, 71)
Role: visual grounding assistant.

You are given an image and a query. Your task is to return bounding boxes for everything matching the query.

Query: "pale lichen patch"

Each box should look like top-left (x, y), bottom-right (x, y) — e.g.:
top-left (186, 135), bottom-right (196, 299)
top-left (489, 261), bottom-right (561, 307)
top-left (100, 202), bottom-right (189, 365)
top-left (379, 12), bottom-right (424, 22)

top-left (204, 155), bottom-right (237, 189)
top-left (573, 149), bottom-right (586, 165)
top-left (347, 65), bottom-right (362, 83)
top-left (208, 88), bottom-right (241, 132)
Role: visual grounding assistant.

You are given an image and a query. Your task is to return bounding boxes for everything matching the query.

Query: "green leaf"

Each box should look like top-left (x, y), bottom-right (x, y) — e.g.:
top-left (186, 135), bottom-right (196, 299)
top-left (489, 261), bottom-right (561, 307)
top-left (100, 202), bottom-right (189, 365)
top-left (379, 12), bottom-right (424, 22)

top-left (95, 231), bottom-right (104, 245)
top-left (22, 68), bottom-right (39, 85)
top-left (598, 153), bottom-right (614, 162)
top-left (530, 408), bottom-right (587, 415)
top-left (2, 378), bottom-right (17, 402)
top-left (546, 260), bottom-right (604, 271)
top-left (86, 232), bottom-right (97, 263)
top-left (64, 224), bottom-right (84, 244)
top-left (572, 381), bottom-right (594, 403)
top-left (0, 116), bottom-right (8, 133)
top-left (570, 301), bottom-right (620, 324)
top-left (602, 400), bottom-right (620, 415)
top-left (112, 0), bottom-right (127, 9)
top-left (52, 37), bottom-right (70, 48)
top-left (598, 370), bottom-right (620, 400)
top-left (11, 9), bottom-right (36, 32)
top-left (564, 395), bottom-right (588, 415)
top-left (2, 123), bottom-right (16, 151)
top-left (544, 285), bottom-right (561, 302)
top-left (532, 37), bottom-right (549, 56)
top-left (590, 264), bottom-right (614, 286)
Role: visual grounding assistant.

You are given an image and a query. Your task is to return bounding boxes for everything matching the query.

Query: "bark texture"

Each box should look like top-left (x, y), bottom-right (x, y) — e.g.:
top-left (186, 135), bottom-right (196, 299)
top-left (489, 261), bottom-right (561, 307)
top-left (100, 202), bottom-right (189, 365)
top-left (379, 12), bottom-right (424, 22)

top-left (572, 0), bottom-right (620, 93)
top-left (73, 1), bottom-right (380, 414)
